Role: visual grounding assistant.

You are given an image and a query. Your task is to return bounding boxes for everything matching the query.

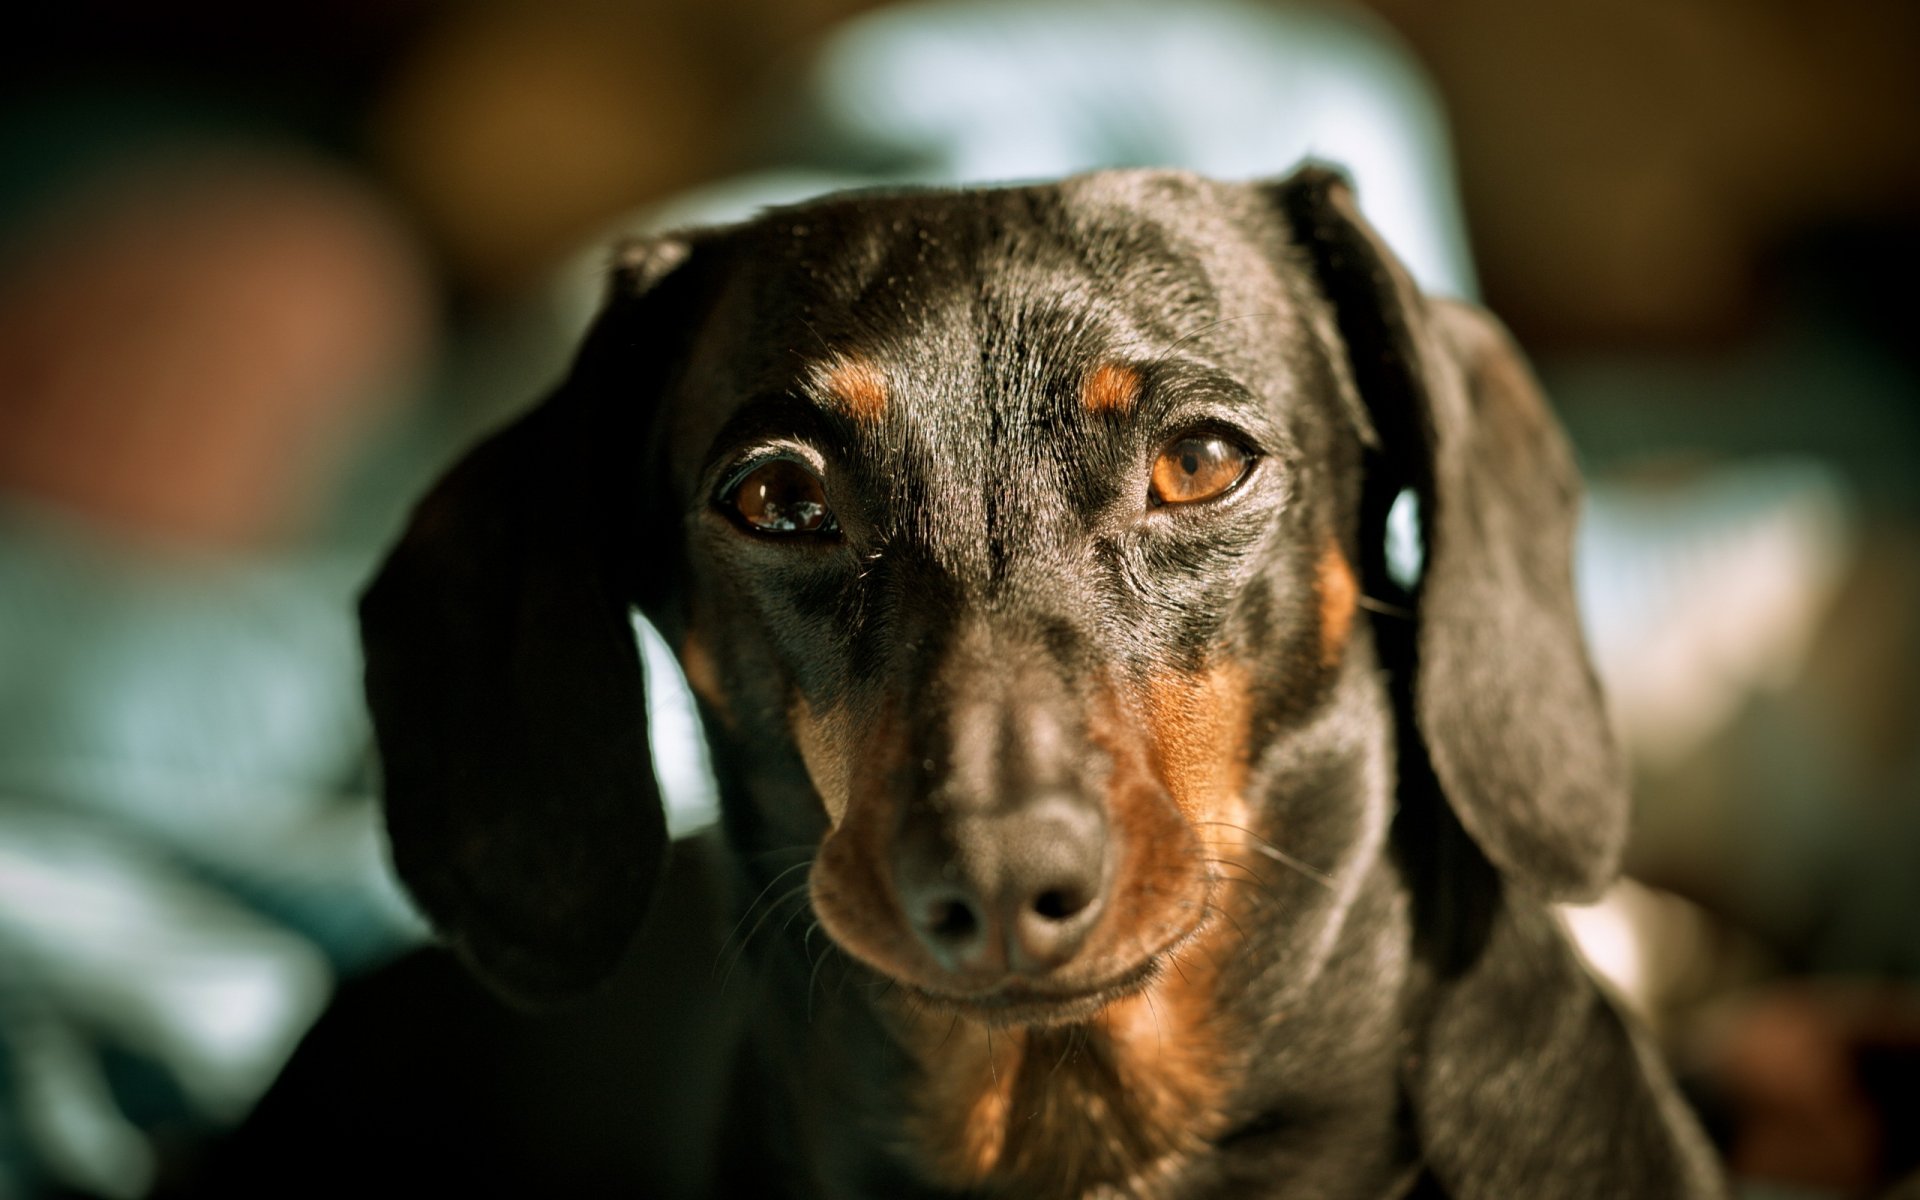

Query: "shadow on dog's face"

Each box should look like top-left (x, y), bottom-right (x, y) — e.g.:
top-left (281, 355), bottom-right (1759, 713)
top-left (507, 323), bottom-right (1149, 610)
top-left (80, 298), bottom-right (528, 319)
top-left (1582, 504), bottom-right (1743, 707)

top-left (360, 168), bottom-right (1628, 1024)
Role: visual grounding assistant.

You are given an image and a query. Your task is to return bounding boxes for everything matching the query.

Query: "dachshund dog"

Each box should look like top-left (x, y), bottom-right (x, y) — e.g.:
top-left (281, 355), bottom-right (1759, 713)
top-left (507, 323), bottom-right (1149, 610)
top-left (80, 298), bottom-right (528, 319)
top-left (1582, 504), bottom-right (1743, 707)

top-left (303, 167), bottom-right (1724, 1198)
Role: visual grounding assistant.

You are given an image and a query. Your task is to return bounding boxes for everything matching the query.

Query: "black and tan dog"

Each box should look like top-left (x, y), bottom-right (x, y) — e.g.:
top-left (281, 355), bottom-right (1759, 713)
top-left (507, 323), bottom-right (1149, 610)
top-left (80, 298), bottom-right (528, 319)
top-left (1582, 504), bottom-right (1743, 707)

top-left (310, 168), bottom-right (1724, 1198)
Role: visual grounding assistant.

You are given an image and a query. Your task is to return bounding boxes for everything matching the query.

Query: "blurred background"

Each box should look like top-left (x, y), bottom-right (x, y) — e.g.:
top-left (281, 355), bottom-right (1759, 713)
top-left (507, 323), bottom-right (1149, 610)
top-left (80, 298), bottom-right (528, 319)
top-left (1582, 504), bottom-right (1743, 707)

top-left (0, 0), bottom-right (1914, 1196)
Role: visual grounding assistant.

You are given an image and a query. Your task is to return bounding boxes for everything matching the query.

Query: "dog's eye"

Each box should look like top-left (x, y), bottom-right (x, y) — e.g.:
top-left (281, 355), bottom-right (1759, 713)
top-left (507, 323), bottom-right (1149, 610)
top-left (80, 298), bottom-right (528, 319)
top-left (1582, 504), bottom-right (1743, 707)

top-left (729, 460), bottom-right (835, 534)
top-left (1150, 436), bottom-right (1253, 505)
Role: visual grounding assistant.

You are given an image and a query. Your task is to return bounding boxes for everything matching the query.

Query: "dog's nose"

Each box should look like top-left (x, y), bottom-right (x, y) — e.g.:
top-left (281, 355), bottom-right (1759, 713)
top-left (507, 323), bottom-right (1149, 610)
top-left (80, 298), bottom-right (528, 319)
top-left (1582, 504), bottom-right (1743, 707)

top-left (892, 793), bottom-right (1109, 979)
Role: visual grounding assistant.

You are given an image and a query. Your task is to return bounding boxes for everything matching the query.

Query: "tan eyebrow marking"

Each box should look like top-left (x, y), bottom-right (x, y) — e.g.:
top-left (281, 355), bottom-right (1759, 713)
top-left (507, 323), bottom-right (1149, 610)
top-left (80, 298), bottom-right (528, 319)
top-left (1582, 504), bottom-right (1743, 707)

top-left (821, 355), bottom-right (889, 422)
top-left (1080, 362), bottom-right (1141, 415)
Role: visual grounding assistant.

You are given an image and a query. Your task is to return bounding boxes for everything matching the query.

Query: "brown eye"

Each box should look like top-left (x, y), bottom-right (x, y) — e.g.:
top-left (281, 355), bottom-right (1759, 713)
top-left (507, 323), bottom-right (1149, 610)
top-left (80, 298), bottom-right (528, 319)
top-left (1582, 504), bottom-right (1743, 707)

top-left (1150, 436), bottom-right (1253, 505)
top-left (729, 459), bottom-right (835, 534)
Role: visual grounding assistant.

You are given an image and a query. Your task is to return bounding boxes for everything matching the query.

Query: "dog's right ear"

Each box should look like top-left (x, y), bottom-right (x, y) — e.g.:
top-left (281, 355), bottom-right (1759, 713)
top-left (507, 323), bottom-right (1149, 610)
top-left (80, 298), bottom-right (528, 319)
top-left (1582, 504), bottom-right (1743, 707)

top-left (360, 235), bottom-right (709, 1006)
top-left (1271, 166), bottom-right (1629, 904)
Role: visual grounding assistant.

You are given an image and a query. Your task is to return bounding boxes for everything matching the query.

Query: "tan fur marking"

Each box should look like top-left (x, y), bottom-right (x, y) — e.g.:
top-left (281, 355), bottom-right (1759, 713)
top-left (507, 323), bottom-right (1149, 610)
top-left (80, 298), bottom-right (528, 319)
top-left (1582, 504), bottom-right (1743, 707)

top-left (900, 1013), bottom-right (1022, 1184)
top-left (1093, 926), bottom-right (1240, 1162)
top-left (807, 705), bottom-right (917, 987)
top-left (1084, 690), bottom-right (1212, 969)
top-left (1316, 540), bottom-right (1358, 667)
top-left (677, 631), bottom-right (727, 717)
top-left (1081, 362), bottom-right (1141, 415)
top-left (790, 698), bottom-right (853, 827)
top-left (897, 669), bottom-right (1255, 1197)
top-left (1141, 660), bottom-right (1255, 830)
top-left (897, 931), bottom-right (1240, 1197)
top-left (822, 355), bottom-right (888, 422)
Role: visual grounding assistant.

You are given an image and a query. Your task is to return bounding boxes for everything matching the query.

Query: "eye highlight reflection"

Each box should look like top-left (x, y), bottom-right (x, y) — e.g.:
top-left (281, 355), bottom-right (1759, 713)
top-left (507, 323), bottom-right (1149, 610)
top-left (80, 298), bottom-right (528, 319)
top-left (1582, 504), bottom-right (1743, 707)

top-left (1149, 435), bottom-right (1254, 506)
top-left (728, 459), bottom-right (836, 534)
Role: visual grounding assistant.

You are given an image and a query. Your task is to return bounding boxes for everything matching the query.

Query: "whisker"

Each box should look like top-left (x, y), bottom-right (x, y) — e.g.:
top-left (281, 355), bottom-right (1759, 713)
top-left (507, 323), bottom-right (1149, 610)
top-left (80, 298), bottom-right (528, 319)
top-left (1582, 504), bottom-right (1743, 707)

top-left (1357, 594), bottom-right (1412, 619)
top-left (718, 883), bottom-right (810, 992)
top-left (778, 890), bottom-right (819, 938)
top-left (1206, 857), bottom-right (1277, 893)
top-left (1143, 987), bottom-right (1166, 1054)
top-left (1176, 932), bottom-right (1227, 973)
top-left (1194, 822), bottom-right (1338, 891)
top-left (1048, 1028), bottom-right (1076, 1079)
top-left (1201, 900), bottom-right (1251, 944)
top-left (1167, 950), bottom-right (1194, 989)
top-left (715, 861), bottom-right (813, 973)
top-left (806, 938), bottom-right (838, 1023)
top-left (1239, 843), bottom-right (1338, 890)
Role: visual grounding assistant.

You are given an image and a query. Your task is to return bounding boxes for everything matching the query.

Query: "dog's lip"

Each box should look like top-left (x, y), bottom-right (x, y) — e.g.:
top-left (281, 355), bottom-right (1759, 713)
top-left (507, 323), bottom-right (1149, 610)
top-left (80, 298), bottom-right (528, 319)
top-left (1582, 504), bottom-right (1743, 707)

top-left (899, 954), bottom-right (1165, 1026)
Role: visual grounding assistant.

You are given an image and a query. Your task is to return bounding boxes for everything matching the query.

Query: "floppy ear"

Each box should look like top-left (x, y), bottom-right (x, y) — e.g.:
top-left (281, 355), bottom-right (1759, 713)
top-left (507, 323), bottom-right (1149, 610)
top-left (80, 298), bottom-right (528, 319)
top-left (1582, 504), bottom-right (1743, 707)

top-left (1273, 166), bottom-right (1628, 902)
top-left (360, 236), bottom-right (704, 1004)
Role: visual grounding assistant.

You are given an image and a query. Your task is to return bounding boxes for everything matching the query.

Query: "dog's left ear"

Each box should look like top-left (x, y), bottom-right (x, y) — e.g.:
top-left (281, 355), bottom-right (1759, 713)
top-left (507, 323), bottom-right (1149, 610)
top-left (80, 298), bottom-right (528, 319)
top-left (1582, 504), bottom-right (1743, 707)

top-left (1270, 166), bottom-right (1628, 903)
top-left (360, 236), bottom-right (709, 1004)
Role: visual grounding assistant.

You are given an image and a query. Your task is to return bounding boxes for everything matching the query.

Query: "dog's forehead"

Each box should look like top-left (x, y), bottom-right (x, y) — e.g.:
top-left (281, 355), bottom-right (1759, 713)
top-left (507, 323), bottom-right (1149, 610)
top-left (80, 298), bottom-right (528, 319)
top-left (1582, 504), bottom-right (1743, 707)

top-left (690, 171), bottom-right (1301, 410)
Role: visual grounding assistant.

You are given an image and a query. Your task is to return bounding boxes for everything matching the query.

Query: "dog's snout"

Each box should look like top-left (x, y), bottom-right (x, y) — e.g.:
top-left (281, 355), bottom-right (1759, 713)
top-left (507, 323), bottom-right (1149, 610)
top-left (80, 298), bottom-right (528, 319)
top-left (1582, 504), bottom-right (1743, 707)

top-left (893, 793), bottom-right (1109, 979)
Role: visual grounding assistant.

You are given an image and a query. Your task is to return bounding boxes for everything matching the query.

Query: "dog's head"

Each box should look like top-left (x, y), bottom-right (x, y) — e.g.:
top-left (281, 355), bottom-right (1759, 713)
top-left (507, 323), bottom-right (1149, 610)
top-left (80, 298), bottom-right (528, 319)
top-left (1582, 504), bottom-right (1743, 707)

top-left (360, 168), bottom-right (1627, 1011)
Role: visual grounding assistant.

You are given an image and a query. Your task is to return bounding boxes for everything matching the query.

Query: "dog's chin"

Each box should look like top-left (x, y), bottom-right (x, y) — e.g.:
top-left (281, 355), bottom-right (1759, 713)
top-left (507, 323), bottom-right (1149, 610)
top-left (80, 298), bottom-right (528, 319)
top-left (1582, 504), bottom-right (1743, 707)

top-left (899, 956), bottom-right (1165, 1030)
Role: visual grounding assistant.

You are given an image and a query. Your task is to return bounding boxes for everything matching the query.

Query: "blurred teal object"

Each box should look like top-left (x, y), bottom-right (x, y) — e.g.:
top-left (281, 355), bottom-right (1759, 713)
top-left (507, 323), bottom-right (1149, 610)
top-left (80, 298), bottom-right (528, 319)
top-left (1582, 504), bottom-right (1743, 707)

top-left (786, 0), bottom-right (1478, 298)
top-left (591, 0), bottom-right (1475, 322)
top-left (1577, 461), bottom-right (1853, 772)
top-left (0, 502), bottom-right (421, 1197)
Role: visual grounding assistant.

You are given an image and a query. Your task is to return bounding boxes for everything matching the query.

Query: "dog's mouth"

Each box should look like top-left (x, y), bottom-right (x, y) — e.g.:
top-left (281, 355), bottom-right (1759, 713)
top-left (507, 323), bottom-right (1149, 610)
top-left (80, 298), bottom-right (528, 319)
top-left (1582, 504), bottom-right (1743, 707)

top-left (903, 961), bottom-right (1158, 1028)
top-left (888, 926), bottom-right (1204, 1029)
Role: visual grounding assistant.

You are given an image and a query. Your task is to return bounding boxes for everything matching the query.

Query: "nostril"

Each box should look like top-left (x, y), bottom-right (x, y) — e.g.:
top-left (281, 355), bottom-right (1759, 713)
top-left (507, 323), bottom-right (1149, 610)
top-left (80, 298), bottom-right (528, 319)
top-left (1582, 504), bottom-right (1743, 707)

top-left (893, 791), bottom-right (1108, 977)
top-left (1031, 886), bottom-right (1089, 923)
top-left (1010, 876), bottom-right (1103, 975)
top-left (925, 897), bottom-right (980, 943)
